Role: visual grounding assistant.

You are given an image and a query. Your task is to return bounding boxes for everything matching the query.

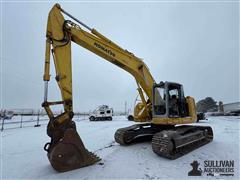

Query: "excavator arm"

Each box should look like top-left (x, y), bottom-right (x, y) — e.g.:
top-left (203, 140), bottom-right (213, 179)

top-left (44, 4), bottom-right (156, 122)
top-left (43, 4), bottom-right (156, 172)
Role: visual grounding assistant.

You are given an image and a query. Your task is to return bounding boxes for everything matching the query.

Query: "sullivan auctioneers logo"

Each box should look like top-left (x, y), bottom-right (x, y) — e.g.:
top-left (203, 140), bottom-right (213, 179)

top-left (188, 160), bottom-right (234, 177)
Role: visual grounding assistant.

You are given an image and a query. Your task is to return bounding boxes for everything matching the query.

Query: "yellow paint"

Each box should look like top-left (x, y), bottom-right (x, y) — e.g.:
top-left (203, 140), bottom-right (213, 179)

top-left (43, 4), bottom-right (197, 126)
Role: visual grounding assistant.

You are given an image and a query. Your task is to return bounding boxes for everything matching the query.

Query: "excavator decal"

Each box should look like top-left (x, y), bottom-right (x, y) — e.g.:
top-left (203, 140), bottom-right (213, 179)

top-left (94, 42), bottom-right (116, 57)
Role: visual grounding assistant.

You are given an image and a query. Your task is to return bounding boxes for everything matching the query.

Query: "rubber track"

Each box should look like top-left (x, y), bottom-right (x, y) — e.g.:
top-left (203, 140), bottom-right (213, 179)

top-left (114, 128), bottom-right (127, 145)
top-left (152, 127), bottom-right (213, 159)
top-left (114, 124), bottom-right (152, 145)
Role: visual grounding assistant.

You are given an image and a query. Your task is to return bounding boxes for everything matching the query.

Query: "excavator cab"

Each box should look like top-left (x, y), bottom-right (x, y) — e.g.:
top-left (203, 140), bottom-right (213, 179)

top-left (153, 81), bottom-right (188, 119)
top-left (116, 81), bottom-right (213, 159)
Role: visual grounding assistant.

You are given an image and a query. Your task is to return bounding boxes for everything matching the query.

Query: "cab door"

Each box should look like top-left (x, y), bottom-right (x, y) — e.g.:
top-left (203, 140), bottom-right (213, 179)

top-left (167, 83), bottom-right (188, 117)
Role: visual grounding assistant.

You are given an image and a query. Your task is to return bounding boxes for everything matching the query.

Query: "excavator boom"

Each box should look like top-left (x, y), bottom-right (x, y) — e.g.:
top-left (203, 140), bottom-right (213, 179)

top-left (43, 4), bottom-right (156, 172)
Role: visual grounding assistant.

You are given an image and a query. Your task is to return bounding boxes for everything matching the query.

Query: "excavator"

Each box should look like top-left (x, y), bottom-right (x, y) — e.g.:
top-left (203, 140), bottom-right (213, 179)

top-left (42, 4), bottom-right (213, 172)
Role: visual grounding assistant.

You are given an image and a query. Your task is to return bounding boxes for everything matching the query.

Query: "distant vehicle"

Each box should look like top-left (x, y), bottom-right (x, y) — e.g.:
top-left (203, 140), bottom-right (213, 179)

top-left (127, 115), bottom-right (134, 121)
top-left (197, 112), bottom-right (206, 122)
top-left (89, 105), bottom-right (113, 121)
top-left (0, 110), bottom-right (14, 120)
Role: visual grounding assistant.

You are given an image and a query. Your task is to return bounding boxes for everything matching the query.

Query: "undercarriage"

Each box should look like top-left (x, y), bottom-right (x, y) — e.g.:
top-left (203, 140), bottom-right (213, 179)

top-left (115, 123), bottom-right (213, 159)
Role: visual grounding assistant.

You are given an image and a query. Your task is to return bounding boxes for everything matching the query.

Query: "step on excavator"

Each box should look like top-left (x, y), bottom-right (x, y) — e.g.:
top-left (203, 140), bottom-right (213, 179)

top-left (42, 4), bottom-right (213, 172)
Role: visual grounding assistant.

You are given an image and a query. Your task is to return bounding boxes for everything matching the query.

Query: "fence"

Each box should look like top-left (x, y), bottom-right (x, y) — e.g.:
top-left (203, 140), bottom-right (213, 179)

top-left (0, 112), bottom-right (89, 131)
top-left (0, 108), bottom-right (128, 131)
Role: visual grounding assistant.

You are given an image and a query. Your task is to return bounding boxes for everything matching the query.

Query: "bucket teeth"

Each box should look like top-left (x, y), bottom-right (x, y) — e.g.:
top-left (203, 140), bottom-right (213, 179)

top-left (84, 150), bottom-right (101, 163)
top-left (47, 128), bottom-right (101, 172)
top-left (88, 151), bottom-right (100, 160)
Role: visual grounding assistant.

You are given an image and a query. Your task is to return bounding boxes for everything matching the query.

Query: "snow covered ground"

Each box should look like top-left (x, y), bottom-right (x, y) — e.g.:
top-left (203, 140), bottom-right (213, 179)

top-left (1, 116), bottom-right (239, 179)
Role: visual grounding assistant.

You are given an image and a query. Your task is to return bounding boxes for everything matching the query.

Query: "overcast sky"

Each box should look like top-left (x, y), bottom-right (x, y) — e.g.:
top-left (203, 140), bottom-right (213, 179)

top-left (0, 1), bottom-right (239, 112)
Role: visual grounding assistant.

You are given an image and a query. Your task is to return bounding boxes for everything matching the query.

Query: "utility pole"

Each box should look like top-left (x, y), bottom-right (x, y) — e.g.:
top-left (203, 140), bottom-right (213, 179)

top-left (125, 101), bottom-right (127, 115)
top-left (35, 109), bottom-right (41, 127)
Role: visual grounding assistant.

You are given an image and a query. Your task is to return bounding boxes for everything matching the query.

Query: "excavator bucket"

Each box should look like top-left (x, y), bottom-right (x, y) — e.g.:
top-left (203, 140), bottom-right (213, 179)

top-left (46, 128), bottom-right (101, 172)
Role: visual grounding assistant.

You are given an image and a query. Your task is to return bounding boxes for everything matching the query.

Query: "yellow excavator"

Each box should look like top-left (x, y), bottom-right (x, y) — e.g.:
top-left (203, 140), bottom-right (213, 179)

top-left (42, 4), bottom-right (213, 172)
